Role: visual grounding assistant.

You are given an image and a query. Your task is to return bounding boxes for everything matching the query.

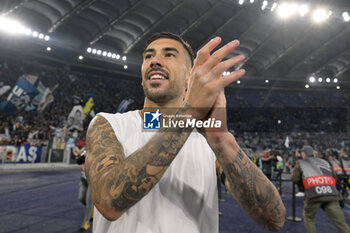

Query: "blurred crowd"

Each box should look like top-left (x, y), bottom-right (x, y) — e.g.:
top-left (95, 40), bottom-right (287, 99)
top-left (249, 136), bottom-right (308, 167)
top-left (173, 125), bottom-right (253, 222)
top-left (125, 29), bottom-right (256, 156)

top-left (0, 56), bottom-right (144, 146)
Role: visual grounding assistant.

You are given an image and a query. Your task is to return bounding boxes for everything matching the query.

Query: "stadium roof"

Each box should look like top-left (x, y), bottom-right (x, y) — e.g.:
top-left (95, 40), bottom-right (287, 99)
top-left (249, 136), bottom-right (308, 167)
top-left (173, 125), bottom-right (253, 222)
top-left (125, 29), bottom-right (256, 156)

top-left (0, 0), bottom-right (349, 91)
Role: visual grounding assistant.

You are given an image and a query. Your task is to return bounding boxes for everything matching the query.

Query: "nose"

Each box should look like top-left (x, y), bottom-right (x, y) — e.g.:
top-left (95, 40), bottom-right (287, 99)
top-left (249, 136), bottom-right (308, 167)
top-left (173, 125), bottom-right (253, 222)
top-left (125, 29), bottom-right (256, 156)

top-left (150, 55), bottom-right (163, 68)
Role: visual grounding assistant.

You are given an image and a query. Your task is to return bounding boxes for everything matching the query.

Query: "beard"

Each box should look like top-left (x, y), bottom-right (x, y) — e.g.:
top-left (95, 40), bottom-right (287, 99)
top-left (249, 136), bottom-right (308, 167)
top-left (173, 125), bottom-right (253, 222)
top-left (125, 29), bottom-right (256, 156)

top-left (142, 81), bottom-right (181, 104)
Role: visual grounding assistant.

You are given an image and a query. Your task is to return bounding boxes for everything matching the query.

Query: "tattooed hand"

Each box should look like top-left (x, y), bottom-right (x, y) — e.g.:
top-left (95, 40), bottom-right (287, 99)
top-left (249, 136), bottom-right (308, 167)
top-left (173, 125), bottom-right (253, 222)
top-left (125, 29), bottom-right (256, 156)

top-left (184, 37), bottom-right (245, 120)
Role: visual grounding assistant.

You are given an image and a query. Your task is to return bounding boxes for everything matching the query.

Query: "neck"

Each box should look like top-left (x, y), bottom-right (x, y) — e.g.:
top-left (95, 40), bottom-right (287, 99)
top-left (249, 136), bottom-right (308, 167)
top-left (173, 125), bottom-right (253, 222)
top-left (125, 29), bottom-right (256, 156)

top-left (139, 97), bottom-right (184, 118)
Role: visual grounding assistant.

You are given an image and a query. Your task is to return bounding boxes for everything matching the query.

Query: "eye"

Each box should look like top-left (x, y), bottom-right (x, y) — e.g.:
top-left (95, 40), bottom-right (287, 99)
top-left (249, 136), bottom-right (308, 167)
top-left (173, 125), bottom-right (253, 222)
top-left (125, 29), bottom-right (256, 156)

top-left (144, 54), bottom-right (153, 59)
top-left (165, 53), bottom-right (175, 58)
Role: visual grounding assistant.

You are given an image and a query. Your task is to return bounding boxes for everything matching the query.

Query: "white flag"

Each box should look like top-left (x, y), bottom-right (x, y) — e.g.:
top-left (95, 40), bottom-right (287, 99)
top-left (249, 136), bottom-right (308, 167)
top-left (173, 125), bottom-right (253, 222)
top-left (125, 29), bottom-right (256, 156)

top-left (37, 87), bottom-right (54, 112)
top-left (284, 136), bottom-right (290, 148)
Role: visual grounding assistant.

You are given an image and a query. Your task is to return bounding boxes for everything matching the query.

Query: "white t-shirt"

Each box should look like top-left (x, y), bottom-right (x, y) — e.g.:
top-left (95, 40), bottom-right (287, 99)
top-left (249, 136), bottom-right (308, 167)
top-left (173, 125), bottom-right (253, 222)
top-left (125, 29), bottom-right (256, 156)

top-left (93, 110), bottom-right (218, 233)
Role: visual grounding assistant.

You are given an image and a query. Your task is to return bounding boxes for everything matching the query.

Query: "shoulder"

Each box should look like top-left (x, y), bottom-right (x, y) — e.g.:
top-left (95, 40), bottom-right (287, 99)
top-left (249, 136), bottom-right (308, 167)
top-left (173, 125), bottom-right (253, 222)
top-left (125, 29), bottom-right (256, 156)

top-left (307, 157), bottom-right (329, 166)
top-left (88, 110), bottom-right (139, 128)
top-left (87, 114), bottom-right (110, 132)
top-left (86, 115), bottom-right (113, 148)
top-left (96, 110), bottom-right (140, 124)
top-left (87, 110), bottom-right (141, 145)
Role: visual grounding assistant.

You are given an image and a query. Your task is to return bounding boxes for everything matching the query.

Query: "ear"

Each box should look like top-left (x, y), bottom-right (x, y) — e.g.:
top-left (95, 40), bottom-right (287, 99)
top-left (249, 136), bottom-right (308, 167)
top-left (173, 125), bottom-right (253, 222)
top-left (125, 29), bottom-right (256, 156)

top-left (185, 68), bottom-right (191, 89)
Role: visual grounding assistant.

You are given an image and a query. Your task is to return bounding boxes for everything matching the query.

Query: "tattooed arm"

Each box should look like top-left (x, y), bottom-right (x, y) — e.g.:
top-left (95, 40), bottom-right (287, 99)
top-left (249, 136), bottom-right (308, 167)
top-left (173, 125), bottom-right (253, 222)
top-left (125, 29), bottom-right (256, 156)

top-left (85, 113), bottom-right (192, 221)
top-left (213, 133), bottom-right (286, 231)
top-left (201, 90), bottom-right (285, 231)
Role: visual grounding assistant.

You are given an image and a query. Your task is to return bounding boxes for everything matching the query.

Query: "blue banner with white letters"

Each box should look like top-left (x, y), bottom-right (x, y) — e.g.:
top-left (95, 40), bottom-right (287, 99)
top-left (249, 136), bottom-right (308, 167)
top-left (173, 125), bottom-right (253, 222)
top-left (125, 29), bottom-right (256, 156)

top-left (0, 145), bottom-right (42, 163)
top-left (0, 77), bottom-right (39, 115)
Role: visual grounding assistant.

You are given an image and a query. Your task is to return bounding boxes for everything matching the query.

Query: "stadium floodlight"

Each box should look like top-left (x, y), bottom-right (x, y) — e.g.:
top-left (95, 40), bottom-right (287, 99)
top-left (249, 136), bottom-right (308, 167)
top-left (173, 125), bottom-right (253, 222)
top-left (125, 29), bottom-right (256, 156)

top-left (238, 0), bottom-right (244, 5)
top-left (25, 28), bottom-right (31, 36)
top-left (265, 79), bottom-right (269, 83)
top-left (107, 52), bottom-right (112, 57)
top-left (0, 16), bottom-right (49, 41)
top-left (343, 12), bottom-right (350, 22)
top-left (299, 4), bottom-right (309, 17)
top-left (271, 2), bottom-right (277, 12)
top-left (116, 54), bottom-right (120, 59)
top-left (102, 51), bottom-right (107, 56)
top-left (15, 26), bottom-right (26, 34)
top-left (318, 77), bottom-right (323, 82)
top-left (305, 84), bottom-right (309, 88)
top-left (17, 26), bottom-right (25, 34)
top-left (122, 56), bottom-right (127, 61)
top-left (97, 50), bottom-right (102, 55)
top-left (261, 1), bottom-right (268, 10)
top-left (326, 78), bottom-right (330, 83)
top-left (313, 9), bottom-right (327, 23)
top-left (124, 65), bottom-right (128, 69)
top-left (46, 47), bottom-right (51, 51)
top-left (237, 80), bottom-right (241, 84)
top-left (333, 78), bottom-right (338, 83)
top-left (44, 35), bottom-right (50, 41)
top-left (309, 76), bottom-right (315, 83)
top-left (87, 47), bottom-right (92, 53)
top-left (92, 49), bottom-right (97, 54)
top-left (112, 53), bottom-right (116, 58)
top-left (277, 120), bottom-right (281, 124)
top-left (0, 16), bottom-right (25, 34)
top-left (78, 55), bottom-right (84, 60)
top-left (250, 0), bottom-right (254, 3)
top-left (277, 3), bottom-right (297, 18)
top-left (336, 86), bottom-right (340, 89)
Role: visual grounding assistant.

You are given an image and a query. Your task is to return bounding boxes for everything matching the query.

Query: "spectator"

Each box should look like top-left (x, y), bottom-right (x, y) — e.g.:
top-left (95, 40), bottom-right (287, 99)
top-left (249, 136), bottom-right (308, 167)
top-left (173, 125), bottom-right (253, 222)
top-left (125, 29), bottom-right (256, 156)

top-left (259, 149), bottom-right (274, 180)
top-left (74, 138), bottom-right (93, 232)
top-left (291, 145), bottom-right (350, 233)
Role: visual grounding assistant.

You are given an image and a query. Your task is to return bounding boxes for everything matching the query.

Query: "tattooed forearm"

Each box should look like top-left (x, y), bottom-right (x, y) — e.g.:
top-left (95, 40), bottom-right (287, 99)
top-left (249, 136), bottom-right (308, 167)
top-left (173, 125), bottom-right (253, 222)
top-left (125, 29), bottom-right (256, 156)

top-left (85, 106), bottom-right (193, 220)
top-left (214, 135), bottom-right (286, 231)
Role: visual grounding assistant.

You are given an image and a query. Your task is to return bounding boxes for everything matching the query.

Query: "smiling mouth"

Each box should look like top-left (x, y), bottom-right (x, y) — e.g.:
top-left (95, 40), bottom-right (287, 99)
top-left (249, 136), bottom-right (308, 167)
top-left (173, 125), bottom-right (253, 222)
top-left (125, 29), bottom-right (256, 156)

top-left (149, 74), bottom-right (167, 80)
top-left (147, 69), bottom-right (169, 81)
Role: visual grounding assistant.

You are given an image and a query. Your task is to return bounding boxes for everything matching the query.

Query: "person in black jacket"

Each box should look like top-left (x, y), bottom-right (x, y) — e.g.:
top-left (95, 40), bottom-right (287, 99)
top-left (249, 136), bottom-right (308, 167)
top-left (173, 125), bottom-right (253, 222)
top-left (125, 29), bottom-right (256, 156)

top-left (259, 149), bottom-right (274, 180)
top-left (292, 145), bottom-right (350, 233)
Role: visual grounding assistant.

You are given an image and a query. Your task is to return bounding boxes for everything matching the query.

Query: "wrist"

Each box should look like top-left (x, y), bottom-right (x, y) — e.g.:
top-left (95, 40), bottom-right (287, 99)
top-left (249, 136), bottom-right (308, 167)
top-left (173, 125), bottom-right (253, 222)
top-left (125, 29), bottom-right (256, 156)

top-left (209, 131), bottom-right (239, 155)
